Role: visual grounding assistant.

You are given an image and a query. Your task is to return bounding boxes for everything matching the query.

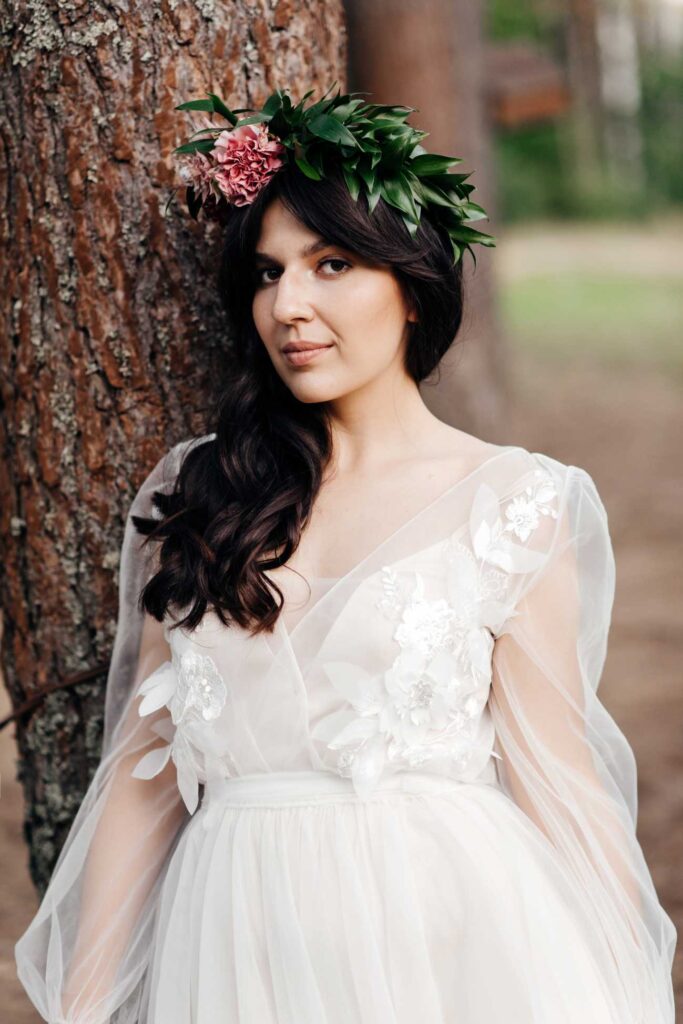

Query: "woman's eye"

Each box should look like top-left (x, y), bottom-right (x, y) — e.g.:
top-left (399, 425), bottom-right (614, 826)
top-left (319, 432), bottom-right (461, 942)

top-left (319, 257), bottom-right (351, 276)
top-left (257, 268), bottom-right (280, 285)
top-left (255, 258), bottom-right (350, 287)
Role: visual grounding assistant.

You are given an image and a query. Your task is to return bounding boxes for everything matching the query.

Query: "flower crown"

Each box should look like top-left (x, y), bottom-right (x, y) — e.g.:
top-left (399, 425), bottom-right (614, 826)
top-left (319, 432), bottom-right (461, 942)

top-left (172, 82), bottom-right (495, 266)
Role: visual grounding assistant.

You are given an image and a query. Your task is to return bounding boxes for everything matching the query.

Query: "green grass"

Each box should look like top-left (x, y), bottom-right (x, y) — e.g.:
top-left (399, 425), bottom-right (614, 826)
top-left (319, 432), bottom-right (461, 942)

top-left (499, 273), bottom-right (683, 371)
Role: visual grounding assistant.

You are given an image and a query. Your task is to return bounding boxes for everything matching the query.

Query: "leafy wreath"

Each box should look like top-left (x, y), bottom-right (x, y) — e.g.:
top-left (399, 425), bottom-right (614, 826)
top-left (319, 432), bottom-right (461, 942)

top-left (171, 82), bottom-right (495, 266)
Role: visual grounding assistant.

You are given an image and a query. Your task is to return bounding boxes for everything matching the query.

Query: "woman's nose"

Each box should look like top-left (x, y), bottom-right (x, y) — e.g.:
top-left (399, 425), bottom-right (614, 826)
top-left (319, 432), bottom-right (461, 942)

top-left (270, 268), bottom-right (314, 325)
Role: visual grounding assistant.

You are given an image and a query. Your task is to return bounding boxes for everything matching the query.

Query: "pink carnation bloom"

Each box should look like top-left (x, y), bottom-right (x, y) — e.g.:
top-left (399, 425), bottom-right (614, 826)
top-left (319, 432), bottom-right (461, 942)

top-left (211, 123), bottom-right (286, 207)
top-left (178, 151), bottom-right (216, 203)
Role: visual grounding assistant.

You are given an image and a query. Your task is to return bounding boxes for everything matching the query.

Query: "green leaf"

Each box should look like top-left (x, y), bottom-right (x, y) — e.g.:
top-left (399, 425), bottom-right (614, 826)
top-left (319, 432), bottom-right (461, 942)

top-left (398, 170), bottom-right (420, 221)
top-left (448, 224), bottom-right (496, 245)
top-left (381, 175), bottom-right (419, 223)
top-left (206, 93), bottom-right (237, 125)
top-left (449, 236), bottom-right (464, 265)
top-left (307, 114), bottom-right (359, 148)
top-left (290, 89), bottom-right (316, 122)
top-left (460, 201), bottom-right (489, 222)
top-left (401, 213), bottom-right (419, 238)
top-left (174, 139), bottom-right (216, 155)
top-left (183, 125), bottom-right (220, 142)
top-left (355, 161), bottom-right (375, 191)
top-left (428, 172), bottom-right (471, 189)
top-left (413, 181), bottom-right (454, 209)
top-left (329, 98), bottom-right (365, 122)
top-left (367, 176), bottom-right (382, 215)
top-left (378, 131), bottom-right (417, 171)
top-left (234, 114), bottom-right (269, 128)
top-left (262, 91), bottom-right (285, 117)
top-left (320, 80), bottom-right (340, 103)
top-left (410, 153), bottom-right (463, 176)
top-left (341, 164), bottom-right (361, 201)
top-left (294, 154), bottom-right (322, 180)
top-left (175, 99), bottom-right (215, 113)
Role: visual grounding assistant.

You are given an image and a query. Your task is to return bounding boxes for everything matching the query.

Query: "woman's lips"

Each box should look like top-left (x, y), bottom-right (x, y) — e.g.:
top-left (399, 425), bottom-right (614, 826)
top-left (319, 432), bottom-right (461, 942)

top-left (282, 344), bottom-right (334, 367)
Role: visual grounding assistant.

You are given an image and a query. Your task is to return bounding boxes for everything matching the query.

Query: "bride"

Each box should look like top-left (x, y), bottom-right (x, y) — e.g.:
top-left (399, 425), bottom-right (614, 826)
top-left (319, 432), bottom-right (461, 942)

top-left (15, 86), bottom-right (676, 1023)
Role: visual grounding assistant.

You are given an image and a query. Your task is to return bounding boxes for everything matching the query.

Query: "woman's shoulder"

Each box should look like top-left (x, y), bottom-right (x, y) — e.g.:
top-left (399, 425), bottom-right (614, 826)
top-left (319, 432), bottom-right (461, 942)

top-left (171, 432), bottom-right (217, 459)
top-left (477, 436), bottom-right (588, 479)
top-left (472, 439), bottom-right (602, 511)
top-left (133, 434), bottom-right (216, 504)
top-left (437, 426), bottom-right (545, 467)
top-left (162, 432), bottom-right (217, 474)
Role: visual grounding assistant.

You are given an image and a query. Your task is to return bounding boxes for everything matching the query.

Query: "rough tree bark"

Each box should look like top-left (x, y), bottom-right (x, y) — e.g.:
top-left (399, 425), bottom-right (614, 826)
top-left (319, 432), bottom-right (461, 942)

top-left (0, 0), bottom-right (346, 893)
top-left (344, 0), bottom-right (506, 436)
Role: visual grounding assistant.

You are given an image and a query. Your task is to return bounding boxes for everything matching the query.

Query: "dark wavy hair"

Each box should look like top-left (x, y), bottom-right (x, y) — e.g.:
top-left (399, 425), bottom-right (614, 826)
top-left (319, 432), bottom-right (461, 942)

top-left (133, 161), bottom-right (466, 636)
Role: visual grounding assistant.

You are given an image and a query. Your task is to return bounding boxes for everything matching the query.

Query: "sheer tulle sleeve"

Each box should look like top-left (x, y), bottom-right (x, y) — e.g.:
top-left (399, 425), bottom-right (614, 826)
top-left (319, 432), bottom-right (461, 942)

top-left (488, 454), bottom-right (677, 1022)
top-left (14, 437), bottom-right (204, 1024)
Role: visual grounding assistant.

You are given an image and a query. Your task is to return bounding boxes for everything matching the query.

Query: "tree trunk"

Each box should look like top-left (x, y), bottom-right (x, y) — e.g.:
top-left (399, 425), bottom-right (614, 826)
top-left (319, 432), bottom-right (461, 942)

top-left (596, 0), bottom-right (644, 192)
top-left (344, 0), bottom-right (507, 436)
top-left (0, 0), bottom-right (346, 894)
top-left (565, 0), bottom-right (606, 187)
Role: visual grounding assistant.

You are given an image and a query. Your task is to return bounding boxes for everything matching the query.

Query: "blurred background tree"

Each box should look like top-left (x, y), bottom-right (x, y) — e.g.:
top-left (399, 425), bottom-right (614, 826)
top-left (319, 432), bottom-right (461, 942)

top-left (487, 0), bottom-right (683, 222)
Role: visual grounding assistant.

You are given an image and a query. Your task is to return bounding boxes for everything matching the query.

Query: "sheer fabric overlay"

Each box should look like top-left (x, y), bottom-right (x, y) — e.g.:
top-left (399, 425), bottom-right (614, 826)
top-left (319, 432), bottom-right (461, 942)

top-left (15, 440), bottom-right (200, 1024)
top-left (14, 437), bottom-right (676, 1023)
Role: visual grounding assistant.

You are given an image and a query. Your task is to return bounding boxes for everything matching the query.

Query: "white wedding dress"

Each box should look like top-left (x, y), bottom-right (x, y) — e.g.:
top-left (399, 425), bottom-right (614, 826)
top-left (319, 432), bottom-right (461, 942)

top-left (15, 436), bottom-right (677, 1023)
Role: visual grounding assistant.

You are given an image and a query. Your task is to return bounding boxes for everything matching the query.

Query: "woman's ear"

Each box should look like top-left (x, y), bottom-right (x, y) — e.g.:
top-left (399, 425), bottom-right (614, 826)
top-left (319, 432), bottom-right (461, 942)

top-left (406, 298), bottom-right (419, 324)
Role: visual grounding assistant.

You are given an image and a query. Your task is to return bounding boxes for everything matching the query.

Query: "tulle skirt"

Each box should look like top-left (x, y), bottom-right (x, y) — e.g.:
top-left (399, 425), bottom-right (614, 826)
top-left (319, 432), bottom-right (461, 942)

top-left (140, 769), bottom-right (629, 1023)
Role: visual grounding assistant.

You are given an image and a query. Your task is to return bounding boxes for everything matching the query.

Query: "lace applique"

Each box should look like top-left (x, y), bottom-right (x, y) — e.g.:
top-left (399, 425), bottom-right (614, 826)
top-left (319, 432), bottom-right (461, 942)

top-left (502, 469), bottom-right (559, 541)
top-left (312, 466), bottom-right (560, 798)
top-left (312, 568), bottom-right (497, 797)
top-left (468, 469), bottom-right (558, 578)
top-left (314, 560), bottom-right (500, 797)
top-left (171, 650), bottom-right (227, 723)
top-left (393, 573), bottom-right (455, 658)
top-left (131, 646), bottom-right (234, 814)
top-left (376, 565), bottom-right (403, 619)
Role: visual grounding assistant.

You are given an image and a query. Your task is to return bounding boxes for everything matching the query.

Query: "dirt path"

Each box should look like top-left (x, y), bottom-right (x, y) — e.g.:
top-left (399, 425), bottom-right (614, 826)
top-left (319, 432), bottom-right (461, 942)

top-left (2, 349), bottom-right (681, 1017)
top-left (496, 214), bottom-right (683, 282)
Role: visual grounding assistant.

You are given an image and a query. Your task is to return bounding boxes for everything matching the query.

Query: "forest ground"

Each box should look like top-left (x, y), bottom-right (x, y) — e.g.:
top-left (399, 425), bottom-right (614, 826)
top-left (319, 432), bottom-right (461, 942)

top-left (2, 218), bottom-right (681, 1020)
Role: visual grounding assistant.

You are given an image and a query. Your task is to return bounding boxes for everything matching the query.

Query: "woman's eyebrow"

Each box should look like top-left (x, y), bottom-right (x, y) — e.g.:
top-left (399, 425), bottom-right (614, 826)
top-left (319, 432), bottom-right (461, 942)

top-left (253, 239), bottom-right (332, 264)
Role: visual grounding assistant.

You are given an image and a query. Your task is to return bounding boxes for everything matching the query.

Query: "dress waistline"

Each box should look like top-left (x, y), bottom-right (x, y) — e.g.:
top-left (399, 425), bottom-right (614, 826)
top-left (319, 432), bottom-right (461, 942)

top-left (201, 765), bottom-right (500, 810)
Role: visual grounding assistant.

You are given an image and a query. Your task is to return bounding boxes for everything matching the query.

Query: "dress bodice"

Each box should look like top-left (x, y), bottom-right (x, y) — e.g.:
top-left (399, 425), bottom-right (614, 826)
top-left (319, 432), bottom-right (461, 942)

top-left (132, 445), bottom-right (559, 806)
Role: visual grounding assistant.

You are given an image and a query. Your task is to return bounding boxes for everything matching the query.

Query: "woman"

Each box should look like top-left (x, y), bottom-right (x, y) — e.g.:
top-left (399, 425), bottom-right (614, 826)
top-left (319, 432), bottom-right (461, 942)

top-left (15, 87), bottom-right (676, 1023)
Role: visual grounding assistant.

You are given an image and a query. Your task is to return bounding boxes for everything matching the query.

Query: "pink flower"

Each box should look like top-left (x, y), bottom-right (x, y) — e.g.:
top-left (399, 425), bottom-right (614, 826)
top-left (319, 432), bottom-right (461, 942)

top-left (211, 123), bottom-right (286, 206)
top-left (178, 151), bottom-right (216, 203)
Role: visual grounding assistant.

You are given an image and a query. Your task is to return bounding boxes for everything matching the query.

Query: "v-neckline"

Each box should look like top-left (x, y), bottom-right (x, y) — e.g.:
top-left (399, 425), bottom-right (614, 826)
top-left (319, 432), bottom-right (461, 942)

top-left (276, 444), bottom-right (523, 646)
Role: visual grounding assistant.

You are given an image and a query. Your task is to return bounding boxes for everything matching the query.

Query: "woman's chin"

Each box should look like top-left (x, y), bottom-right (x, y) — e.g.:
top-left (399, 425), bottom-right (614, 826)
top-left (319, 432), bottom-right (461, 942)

top-left (288, 382), bottom-right (343, 405)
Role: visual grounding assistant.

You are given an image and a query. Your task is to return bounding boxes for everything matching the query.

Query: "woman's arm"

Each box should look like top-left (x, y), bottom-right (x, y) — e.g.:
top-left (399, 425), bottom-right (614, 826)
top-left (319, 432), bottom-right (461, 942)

top-left (15, 442), bottom-right (196, 1024)
top-left (488, 459), bottom-right (676, 1022)
top-left (59, 615), bottom-right (186, 1023)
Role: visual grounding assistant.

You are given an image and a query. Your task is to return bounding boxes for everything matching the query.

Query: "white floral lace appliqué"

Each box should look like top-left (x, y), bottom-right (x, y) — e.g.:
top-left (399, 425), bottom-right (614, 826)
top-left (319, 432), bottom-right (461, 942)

top-left (311, 468), bottom-right (559, 798)
top-left (131, 646), bottom-right (231, 814)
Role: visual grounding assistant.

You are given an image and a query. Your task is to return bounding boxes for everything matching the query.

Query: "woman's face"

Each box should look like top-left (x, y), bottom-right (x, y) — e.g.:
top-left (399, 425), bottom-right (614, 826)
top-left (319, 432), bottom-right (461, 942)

top-left (251, 198), bottom-right (417, 405)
